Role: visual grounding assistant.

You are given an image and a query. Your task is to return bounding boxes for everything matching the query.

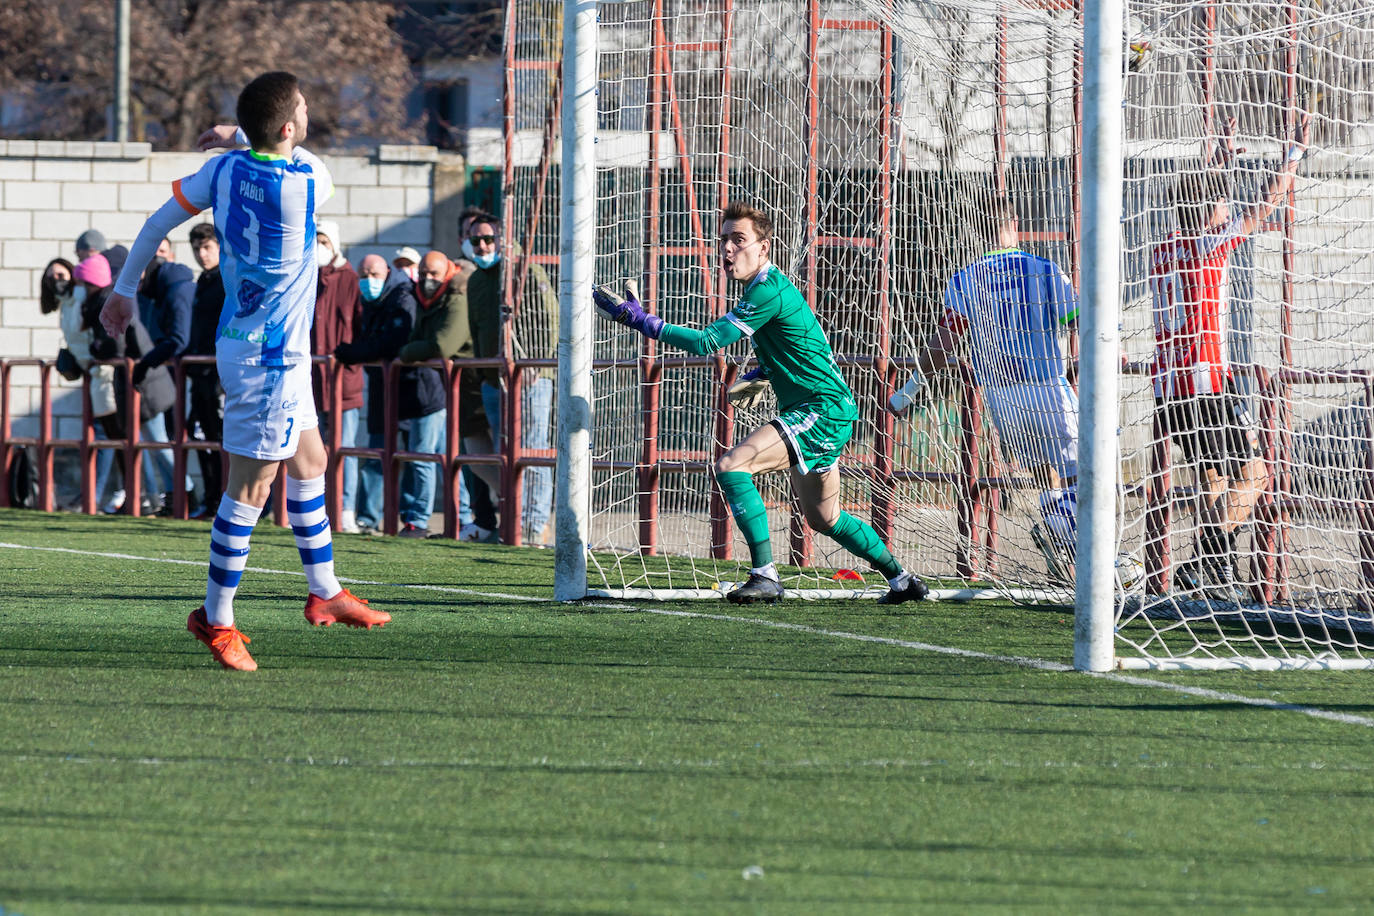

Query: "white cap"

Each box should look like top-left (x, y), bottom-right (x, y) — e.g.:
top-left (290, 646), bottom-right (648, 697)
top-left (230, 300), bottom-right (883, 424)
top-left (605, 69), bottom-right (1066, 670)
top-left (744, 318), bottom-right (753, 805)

top-left (393, 246), bottom-right (421, 267)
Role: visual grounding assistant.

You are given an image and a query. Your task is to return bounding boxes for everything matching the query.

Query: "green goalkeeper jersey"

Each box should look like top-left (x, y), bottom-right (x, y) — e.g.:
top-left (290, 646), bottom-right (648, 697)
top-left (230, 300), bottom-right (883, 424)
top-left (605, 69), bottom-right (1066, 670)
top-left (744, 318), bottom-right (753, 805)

top-left (657, 263), bottom-right (857, 420)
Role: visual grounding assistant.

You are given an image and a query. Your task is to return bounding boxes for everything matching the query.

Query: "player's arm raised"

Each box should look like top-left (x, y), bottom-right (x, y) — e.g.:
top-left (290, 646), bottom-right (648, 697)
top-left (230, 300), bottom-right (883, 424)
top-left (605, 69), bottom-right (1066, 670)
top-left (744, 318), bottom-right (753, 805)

top-left (1236, 111), bottom-right (1310, 238)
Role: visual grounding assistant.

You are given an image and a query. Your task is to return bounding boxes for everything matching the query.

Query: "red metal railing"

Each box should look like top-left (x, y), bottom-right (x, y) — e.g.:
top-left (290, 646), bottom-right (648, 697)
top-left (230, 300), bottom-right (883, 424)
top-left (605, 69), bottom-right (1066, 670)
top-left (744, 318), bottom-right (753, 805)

top-left (18, 352), bottom-right (1370, 597)
top-left (0, 354), bottom-right (550, 544)
top-left (0, 349), bottom-right (1017, 574)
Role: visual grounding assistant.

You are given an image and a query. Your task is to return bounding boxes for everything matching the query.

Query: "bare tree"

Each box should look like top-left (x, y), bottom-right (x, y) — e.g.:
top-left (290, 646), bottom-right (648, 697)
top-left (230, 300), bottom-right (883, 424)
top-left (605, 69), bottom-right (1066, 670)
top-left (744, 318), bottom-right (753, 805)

top-left (0, 0), bottom-right (421, 149)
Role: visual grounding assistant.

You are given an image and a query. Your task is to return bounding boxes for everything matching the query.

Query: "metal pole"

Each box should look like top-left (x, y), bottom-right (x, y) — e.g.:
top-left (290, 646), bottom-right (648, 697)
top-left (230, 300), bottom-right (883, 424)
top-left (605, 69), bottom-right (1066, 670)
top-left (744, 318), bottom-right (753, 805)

top-left (553, 0), bottom-right (596, 600)
top-left (113, 0), bottom-right (130, 142)
top-left (1073, 0), bottom-right (1124, 672)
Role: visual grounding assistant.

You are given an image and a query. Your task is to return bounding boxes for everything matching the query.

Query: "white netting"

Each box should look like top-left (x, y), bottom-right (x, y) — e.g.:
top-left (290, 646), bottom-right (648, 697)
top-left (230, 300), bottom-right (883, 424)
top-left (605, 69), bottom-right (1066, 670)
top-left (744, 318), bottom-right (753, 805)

top-left (505, 0), bottom-right (1374, 665)
top-left (1115, 0), bottom-right (1374, 665)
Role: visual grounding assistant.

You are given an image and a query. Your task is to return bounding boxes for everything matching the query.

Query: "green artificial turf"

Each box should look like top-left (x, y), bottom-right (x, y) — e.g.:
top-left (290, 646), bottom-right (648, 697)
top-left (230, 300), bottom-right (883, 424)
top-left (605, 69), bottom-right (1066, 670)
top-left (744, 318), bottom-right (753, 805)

top-left (2, 508), bottom-right (1373, 914)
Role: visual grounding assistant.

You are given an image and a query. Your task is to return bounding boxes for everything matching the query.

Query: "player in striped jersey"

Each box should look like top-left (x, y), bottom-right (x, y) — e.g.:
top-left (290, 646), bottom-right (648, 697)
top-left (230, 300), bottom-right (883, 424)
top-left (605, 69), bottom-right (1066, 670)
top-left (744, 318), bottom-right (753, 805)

top-left (101, 71), bottom-right (388, 670)
top-left (889, 197), bottom-right (1081, 584)
top-left (593, 202), bottom-right (929, 606)
top-left (1150, 113), bottom-right (1308, 600)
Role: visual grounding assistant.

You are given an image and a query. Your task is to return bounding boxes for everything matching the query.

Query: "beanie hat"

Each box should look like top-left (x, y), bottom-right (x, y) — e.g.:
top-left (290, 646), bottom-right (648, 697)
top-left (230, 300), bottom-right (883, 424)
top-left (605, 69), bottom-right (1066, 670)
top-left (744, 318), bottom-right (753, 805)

top-left (72, 253), bottom-right (112, 289)
top-left (75, 229), bottom-right (108, 253)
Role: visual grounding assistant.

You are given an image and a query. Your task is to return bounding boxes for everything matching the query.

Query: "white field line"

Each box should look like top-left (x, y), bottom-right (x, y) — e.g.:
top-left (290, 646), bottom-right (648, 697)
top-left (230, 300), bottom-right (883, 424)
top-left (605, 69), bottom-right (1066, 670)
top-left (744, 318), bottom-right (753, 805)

top-left (4, 541), bottom-right (1372, 729)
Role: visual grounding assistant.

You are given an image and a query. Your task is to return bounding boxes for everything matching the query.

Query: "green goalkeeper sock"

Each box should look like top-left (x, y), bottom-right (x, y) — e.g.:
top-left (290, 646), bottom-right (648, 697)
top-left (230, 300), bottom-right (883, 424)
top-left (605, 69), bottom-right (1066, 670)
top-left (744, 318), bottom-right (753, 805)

top-left (821, 510), bottom-right (903, 579)
top-left (716, 471), bottom-right (773, 568)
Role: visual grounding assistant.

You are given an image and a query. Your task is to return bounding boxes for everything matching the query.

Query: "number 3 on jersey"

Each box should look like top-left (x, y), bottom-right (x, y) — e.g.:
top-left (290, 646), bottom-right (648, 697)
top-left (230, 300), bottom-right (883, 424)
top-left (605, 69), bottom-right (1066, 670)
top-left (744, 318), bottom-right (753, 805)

top-left (238, 204), bottom-right (260, 265)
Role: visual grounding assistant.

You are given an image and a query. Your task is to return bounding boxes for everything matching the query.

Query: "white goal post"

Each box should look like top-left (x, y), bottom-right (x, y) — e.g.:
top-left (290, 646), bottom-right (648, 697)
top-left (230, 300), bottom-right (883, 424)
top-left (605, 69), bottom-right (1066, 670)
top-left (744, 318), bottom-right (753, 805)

top-left (517, 0), bottom-right (1374, 670)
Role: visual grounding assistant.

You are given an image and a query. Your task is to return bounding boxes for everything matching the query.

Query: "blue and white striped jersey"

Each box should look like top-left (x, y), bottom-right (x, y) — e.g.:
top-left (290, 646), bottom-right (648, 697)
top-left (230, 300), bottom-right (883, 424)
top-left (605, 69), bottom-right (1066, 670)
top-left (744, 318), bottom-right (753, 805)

top-left (172, 147), bottom-right (334, 367)
top-left (943, 248), bottom-right (1079, 387)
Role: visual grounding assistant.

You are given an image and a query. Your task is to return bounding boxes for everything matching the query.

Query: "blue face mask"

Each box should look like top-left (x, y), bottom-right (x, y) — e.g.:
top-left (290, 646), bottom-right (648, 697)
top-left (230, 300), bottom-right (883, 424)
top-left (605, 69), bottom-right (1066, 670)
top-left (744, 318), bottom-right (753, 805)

top-left (360, 276), bottom-right (385, 301)
top-left (473, 251), bottom-right (501, 270)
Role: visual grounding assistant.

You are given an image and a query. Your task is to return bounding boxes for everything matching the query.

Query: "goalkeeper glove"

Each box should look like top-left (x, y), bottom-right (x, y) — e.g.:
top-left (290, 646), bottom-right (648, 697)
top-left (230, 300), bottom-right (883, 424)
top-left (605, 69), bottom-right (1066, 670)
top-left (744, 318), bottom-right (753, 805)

top-left (592, 280), bottom-right (664, 340)
top-left (726, 365), bottom-right (770, 410)
top-left (887, 368), bottom-right (928, 418)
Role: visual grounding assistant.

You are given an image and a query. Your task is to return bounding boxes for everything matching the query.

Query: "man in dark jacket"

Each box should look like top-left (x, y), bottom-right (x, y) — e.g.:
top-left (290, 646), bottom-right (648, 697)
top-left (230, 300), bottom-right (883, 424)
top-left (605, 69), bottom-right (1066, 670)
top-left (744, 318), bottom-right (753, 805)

top-left (186, 223), bottom-right (225, 518)
top-left (335, 254), bottom-right (444, 535)
top-left (397, 250), bottom-right (498, 538)
top-left (133, 236), bottom-right (196, 514)
top-left (313, 221), bottom-right (365, 532)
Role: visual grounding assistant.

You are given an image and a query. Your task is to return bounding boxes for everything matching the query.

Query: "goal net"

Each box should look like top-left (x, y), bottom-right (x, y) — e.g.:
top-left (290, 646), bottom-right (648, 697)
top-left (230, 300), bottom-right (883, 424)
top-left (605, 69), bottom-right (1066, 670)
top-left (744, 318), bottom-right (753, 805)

top-left (503, 0), bottom-right (1374, 668)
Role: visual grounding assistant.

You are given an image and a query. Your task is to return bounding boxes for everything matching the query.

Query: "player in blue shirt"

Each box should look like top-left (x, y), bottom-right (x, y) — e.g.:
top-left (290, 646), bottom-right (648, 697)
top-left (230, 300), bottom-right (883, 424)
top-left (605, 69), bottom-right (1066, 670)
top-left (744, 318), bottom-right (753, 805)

top-left (102, 71), bottom-right (388, 670)
top-left (888, 197), bottom-right (1081, 583)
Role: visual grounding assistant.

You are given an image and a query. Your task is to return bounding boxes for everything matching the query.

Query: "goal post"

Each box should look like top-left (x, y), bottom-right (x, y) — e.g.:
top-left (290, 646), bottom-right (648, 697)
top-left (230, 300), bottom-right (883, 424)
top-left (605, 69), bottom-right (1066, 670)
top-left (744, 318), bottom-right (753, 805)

top-left (518, 0), bottom-right (1374, 669)
top-left (552, 0), bottom-right (597, 601)
top-left (1075, 0), bottom-right (1125, 672)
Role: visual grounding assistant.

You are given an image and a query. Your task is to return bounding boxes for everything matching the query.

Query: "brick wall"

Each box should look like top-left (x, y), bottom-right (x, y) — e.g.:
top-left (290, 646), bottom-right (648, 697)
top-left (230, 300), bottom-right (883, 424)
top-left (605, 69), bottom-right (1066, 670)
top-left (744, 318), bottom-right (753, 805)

top-left (0, 140), bottom-right (465, 441)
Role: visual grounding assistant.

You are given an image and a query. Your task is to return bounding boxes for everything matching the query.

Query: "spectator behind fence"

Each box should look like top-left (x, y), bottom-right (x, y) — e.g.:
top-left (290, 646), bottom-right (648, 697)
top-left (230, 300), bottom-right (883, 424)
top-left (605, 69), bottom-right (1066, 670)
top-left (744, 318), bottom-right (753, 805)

top-left (186, 222), bottom-right (225, 518)
top-left (335, 254), bottom-right (447, 535)
top-left (450, 207), bottom-right (499, 542)
top-left (82, 254), bottom-right (178, 509)
top-left (311, 220), bottom-right (364, 533)
top-left (134, 236), bottom-right (197, 515)
top-left (396, 250), bottom-right (497, 538)
top-left (467, 211), bottom-right (558, 546)
top-left (43, 257), bottom-right (121, 511)
top-left (75, 229), bottom-right (107, 264)
top-left (393, 246), bottom-right (421, 284)
top-left (76, 228), bottom-right (128, 280)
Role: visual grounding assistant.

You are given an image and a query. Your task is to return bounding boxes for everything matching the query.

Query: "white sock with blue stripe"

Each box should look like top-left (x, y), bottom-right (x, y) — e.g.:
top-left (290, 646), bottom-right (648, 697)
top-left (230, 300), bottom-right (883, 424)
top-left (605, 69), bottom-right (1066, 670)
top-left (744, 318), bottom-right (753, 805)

top-left (205, 496), bottom-right (261, 627)
top-left (287, 474), bottom-right (342, 599)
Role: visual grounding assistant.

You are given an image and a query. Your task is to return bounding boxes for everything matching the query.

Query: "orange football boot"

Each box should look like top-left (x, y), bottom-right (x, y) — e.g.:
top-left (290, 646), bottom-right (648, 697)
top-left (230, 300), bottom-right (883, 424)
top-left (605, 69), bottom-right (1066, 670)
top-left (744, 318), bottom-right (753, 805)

top-left (187, 607), bottom-right (257, 671)
top-left (303, 588), bottom-right (390, 629)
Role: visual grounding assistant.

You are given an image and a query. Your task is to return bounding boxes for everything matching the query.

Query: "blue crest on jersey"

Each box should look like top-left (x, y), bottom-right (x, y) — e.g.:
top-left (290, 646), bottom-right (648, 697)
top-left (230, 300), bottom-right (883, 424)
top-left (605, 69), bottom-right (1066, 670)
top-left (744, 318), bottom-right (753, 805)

top-left (236, 278), bottom-right (266, 318)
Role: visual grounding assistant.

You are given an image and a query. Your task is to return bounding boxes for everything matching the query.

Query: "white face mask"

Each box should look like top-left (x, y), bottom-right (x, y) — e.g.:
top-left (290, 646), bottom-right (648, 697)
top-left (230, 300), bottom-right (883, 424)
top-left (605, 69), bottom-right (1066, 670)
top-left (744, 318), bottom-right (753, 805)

top-left (316, 243), bottom-right (333, 266)
top-left (460, 238), bottom-right (476, 262)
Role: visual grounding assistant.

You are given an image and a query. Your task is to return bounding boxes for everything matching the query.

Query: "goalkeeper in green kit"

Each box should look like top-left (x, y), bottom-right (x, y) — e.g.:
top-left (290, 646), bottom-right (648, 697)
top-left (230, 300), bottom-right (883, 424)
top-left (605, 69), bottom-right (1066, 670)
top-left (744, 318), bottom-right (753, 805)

top-left (594, 202), bottom-right (930, 606)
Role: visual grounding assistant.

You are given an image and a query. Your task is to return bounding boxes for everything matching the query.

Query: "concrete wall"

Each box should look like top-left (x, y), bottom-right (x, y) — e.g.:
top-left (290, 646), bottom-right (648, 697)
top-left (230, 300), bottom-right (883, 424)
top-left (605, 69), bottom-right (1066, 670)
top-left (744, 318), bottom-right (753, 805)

top-left (0, 140), bottom-right (466, 441)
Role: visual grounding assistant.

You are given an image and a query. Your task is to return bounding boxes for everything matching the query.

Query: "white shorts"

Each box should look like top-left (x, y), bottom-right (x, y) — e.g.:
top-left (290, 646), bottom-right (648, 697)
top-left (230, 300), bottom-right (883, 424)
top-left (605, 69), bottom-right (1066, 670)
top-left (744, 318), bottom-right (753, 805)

top-left (983, 378), bottom-right (1078, 479)
top-left (219, 360), bottom-right (318, 460)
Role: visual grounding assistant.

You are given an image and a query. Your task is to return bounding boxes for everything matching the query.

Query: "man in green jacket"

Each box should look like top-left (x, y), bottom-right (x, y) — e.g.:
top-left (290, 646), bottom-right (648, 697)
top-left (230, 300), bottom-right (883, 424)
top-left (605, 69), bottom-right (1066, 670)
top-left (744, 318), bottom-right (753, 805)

top-left (466, 212), bottom-right (558, 546)
top-left (398, 250), bottom-right (498, 537)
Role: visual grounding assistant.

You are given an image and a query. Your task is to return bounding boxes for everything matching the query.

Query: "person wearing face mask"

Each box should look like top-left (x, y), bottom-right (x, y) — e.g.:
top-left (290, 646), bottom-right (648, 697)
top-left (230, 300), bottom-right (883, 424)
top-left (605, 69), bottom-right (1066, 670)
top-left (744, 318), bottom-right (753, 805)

top-left (311, 220), bottom-right (365, 533)
top-left (334, 254), bottom-right (445, 536)
top-left (448, 207), bottom-right (500, 541)
top-left (465, 212), bottom-right (558, 546)
top-left (396, 250), bottom-right (498, 538)
top-left (392, 247), bottom-right (421, 284)
top-left (42, 257), bottom-right (121, 512)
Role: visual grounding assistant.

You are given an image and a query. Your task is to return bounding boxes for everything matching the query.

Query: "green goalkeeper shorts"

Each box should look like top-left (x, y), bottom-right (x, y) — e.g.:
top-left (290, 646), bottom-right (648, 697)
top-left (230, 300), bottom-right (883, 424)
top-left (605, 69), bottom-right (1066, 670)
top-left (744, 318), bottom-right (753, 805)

top-left (770, 401), bottom-right (855, 475)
